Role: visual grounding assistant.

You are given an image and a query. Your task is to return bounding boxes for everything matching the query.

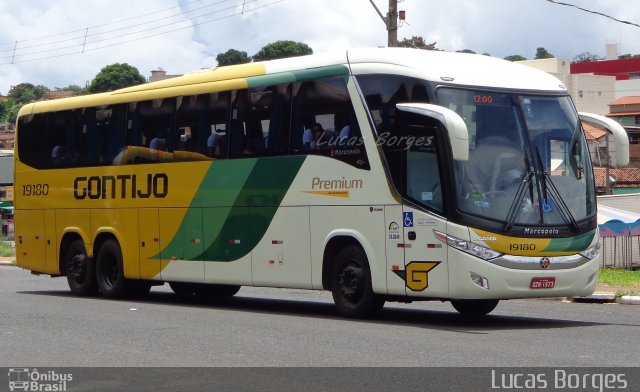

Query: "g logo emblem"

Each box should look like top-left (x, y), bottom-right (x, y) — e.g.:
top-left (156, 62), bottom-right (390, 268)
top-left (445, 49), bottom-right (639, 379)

top-left (405, 262), bottom-right (440, 291)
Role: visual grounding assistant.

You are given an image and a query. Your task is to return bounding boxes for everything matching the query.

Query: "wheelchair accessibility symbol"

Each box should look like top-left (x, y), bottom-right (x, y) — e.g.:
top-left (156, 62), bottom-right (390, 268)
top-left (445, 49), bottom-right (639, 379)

top-left (542, 198), bottom-right (554, 214)
top-left (403, 212), bottom-right (414, 227)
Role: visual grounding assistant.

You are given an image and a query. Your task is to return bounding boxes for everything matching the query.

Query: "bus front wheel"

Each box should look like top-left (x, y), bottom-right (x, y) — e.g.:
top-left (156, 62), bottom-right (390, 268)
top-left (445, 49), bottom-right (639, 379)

top-left (331, 245), bottom-right (384, 318)
top-left (95, 239), bottom-right (131, 299)
top-left (65, 239), bottom-right (98, 296)
top-left (451, 299), bottom-right (499, 317)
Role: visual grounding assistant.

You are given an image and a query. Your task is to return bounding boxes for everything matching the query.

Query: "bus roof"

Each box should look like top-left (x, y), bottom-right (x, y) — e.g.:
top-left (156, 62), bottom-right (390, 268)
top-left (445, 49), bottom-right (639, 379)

top-left (18, 48), bottom-right (566, 116)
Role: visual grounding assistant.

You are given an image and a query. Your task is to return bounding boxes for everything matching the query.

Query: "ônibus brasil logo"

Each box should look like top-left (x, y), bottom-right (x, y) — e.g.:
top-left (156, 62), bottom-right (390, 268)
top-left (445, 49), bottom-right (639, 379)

top-left (8, 368), bottom-right (73, 392)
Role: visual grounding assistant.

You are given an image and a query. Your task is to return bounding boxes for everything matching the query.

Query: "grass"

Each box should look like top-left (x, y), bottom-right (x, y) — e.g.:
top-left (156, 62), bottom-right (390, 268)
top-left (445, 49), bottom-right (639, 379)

top-left (0, 241), bottom-right (16, 258)
top-left (598, 268), bottom-right (640, 297)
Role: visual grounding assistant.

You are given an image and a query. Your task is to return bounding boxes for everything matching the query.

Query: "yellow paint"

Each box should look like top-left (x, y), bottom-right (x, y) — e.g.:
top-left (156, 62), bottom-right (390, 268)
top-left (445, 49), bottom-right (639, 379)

top-left (470, 228), bottom-right (573, 256)
top-left (406, 261), bottom-right (439, 291)
top-left (302, 190), bottom-right (350, 198)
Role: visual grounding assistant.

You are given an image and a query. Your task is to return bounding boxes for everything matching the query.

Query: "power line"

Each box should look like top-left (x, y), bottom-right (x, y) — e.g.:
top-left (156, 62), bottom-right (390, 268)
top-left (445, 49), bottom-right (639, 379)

top-left (0, 0), bottom-right (218, 48)
top-left (0, 0), bottom-right (234, 55)
top-left (544, 0), bottom-right (640, 28)
top-left (0, 0), bottom-right (282, 65)
top-left (0, 0), bottom-right (244, 60)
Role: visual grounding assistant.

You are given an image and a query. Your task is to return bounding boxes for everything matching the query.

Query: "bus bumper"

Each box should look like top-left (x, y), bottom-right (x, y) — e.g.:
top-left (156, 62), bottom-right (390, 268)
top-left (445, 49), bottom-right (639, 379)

top-left (446, 251), bottom-right (600, 300)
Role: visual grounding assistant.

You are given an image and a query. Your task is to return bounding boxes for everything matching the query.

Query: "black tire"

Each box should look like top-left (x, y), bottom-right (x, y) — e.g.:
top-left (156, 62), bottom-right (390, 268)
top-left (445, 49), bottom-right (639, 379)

top-left (64, 239), bottom-right (98, 296)
top-left (169, 282), bottom-right (198, 298)
top-left (331, 245), bottom-right (384, 318)
top-left (130, 281), bottom-right (152, 298)
top-left (451, 299), bottom-right (499, 317)
top-left (197, 284), bottom-right (241, 298)
top-left (95, 239), bottom-right (131, 299)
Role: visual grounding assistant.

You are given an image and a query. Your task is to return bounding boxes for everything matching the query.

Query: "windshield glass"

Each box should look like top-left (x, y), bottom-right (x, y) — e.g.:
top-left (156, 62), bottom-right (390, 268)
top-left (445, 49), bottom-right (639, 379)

top-left (437, 88), bottom-right (595, 227)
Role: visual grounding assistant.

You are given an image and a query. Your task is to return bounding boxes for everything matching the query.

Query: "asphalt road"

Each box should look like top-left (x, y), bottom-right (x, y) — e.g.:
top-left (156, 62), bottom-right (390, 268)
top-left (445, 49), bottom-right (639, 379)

top-left (1, 265), bottom-right (639, 368)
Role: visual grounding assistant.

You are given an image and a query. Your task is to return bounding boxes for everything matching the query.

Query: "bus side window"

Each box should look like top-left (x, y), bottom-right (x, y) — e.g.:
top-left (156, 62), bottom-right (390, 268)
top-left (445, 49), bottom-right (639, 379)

top-left (229, 85), bottom-right (291, 158)
top-left (17, 114), bottom-right (48, 169)
top-left (126, 98), bottom-right (175, 162)
top-left (356, 74), bottom-right (431, 136)
top-left (291, 77), bottom-right (368, 169)
top-left (46, 110), bottom-right (82, 168)
top-left (207, 91), bottom-right (231, 158)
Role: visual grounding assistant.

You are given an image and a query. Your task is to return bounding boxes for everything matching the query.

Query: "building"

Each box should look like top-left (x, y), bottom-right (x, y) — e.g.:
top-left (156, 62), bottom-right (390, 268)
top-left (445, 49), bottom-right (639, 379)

top-left (0, 150), bottom-right (13, 239)
top-left (149, 68), bottom-right (181, 82)
top-left (519, 57), bottom-right (616, 115)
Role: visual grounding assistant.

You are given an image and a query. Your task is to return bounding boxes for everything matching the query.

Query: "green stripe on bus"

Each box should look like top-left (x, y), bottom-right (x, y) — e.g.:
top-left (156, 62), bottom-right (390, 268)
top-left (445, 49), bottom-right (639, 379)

top-left (159, 156), bottom-right (306, 262)
top-left (543, 230), bottom-right (596, 253)
top-left (246, 65), bottom-right (350, 88)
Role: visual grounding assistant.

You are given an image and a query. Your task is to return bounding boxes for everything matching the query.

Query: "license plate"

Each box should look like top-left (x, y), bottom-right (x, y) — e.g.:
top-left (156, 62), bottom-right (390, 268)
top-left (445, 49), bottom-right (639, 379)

top-left (530, 277), bottom-right (556, 289)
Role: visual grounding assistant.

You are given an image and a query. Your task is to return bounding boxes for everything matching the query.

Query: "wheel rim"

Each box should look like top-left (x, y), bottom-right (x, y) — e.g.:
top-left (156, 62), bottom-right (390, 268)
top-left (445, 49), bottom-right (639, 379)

top-left (68, 253), bottom-right (86, 284)
top-left (101, 253), bottom-right (119, 289)
top-left (337, 262), bottom-right (364, 303)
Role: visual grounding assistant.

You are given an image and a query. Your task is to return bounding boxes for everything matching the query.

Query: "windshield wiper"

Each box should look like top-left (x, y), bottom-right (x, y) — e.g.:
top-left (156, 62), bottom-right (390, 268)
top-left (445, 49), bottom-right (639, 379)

top-left (503, 156), bottom-right (534, 232)
top-left (535, 147), bottom-right (579, 232)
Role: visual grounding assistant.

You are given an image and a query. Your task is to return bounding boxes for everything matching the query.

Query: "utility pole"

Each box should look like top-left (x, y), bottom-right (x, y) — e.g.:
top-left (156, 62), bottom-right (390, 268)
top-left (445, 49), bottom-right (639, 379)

top-left (368, 0), bottom-right (399, 47)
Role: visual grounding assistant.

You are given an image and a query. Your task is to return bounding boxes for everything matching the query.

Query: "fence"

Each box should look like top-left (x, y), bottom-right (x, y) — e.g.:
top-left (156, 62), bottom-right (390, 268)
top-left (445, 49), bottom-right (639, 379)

top-left (599, 220), bottom-right (640, 269)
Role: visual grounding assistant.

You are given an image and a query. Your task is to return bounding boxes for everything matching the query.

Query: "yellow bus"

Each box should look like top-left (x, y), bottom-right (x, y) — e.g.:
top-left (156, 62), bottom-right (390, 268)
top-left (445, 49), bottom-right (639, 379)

top-left (15, 48), bottom-right (629, 317)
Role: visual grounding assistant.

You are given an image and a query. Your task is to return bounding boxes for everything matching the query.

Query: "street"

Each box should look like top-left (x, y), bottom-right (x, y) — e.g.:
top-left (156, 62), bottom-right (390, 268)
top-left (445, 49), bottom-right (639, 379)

top-left (1, 265), bottom-right (639, 368)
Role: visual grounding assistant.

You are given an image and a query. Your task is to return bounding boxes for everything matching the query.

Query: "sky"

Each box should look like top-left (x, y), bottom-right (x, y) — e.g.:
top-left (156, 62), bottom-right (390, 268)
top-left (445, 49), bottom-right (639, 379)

top-left (1, 0), bottom-right (639, 95)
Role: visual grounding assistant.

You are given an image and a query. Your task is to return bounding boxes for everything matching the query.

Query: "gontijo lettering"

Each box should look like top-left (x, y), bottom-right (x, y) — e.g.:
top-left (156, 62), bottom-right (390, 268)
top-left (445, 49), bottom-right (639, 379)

top-left (73, 173), bottom-right (168, 200)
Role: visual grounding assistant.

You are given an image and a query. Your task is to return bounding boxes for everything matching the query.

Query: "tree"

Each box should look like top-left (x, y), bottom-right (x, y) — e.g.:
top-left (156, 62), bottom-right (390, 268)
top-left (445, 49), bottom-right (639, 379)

top-left (573, 52), bottom-right (602, 63)
top-left (618, 54), bottom-right (640, 60)
top-left (504, 55), bottom-right (527, 62)
top-left (8, 83), bottom-right (49, 104)
top-left (0, 100), bottom-right (20, 124)
top-left (56, 85), bottom-right (85, 94)
top-left (456, 49), bottom-right (476, 54)
top-left (87, 63), bottom-right (146, 93)
top-left (252, 40), bottom-right (313, 61)
top-left (398, 36), bottom-right (441, 50)
top-left (534, 47), bottom-right (554, 59)
top-left (216, 49), bottom-right (251, 66)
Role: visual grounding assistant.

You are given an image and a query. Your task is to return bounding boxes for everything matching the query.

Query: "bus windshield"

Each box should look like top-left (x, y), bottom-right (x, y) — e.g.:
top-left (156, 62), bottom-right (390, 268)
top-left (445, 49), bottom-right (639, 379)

top-left (436, 88), bottom-right (595, 228)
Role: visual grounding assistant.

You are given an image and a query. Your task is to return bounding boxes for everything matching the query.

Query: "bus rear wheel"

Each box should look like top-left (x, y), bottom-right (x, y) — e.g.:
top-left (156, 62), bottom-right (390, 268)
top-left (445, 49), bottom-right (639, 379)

top-left (451, 299), bottom-right (499, 317)
top-left (95, 239), bottom-right (131, 299)
top-left (331, 245), bottom-right (384, 318)
top-left (65, 239), bottom-right (98, 296)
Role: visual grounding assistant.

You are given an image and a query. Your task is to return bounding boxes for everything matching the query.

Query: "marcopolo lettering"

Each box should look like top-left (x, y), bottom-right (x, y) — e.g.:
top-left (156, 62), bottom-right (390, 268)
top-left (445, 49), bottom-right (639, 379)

top-left (74, 173), bottom-right (169, 200)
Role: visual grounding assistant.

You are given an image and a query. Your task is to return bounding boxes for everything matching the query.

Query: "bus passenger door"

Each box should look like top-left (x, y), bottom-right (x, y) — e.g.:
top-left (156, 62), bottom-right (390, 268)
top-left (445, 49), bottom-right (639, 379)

top-left (401, 207), bottom-right (448, 297)
top-left (398, 109), bottom-right (449, 297)
top-left (385, 204), bottom-right (407, 296)
top-left (139, 208), bottom-right (161, 280)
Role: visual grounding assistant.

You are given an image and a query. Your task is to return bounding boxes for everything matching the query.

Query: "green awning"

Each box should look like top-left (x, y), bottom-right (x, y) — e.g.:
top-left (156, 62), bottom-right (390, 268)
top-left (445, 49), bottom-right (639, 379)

top-left (0, 201), bottom-right (13, 208)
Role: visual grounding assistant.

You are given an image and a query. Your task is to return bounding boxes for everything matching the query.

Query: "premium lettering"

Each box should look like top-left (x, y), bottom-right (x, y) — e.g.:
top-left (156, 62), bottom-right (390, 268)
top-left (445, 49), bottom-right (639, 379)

top-left (74, 173), bottom-right (168, 200)
top-left (311, 177), bottom-right (363, 190)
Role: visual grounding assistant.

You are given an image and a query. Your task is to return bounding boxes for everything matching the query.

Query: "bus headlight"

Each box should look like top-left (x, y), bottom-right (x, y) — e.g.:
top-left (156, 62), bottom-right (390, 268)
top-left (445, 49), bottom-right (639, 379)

top-left (579, 243), bottom-right (601, 260)
top-left (434, 231), bottom-right (503, 260)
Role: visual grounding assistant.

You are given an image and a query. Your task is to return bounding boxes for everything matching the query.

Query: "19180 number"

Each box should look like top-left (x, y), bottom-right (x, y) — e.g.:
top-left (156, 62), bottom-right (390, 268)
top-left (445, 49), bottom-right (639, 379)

top-left (23, 184), bottom-right (49, 196)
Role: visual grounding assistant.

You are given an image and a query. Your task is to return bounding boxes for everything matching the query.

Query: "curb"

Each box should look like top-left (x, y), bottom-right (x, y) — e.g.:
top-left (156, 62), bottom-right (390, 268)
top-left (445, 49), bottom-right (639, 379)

top-left (572, 293), bottom-right (640, 305)
top-left (619, 296), bottom-right (640, 305)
